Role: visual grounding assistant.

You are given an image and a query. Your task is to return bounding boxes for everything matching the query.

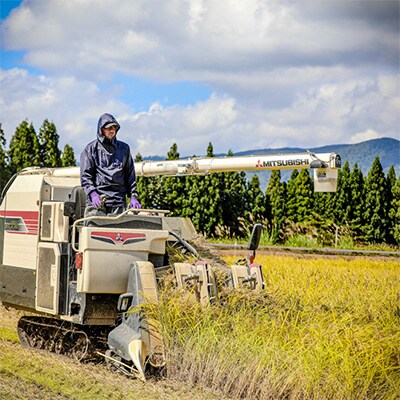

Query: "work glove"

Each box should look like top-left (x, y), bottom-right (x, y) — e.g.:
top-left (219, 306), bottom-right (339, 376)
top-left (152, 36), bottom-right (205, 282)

top-left (89, 191), bottom-right (102, 208)
top-left (129, 196), bottom-right (142, 209)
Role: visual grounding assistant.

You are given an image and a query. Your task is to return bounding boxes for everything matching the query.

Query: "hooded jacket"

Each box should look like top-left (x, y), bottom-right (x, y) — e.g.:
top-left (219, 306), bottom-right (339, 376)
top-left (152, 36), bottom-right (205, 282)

top-left (80, 113), bottom-right (138, 207)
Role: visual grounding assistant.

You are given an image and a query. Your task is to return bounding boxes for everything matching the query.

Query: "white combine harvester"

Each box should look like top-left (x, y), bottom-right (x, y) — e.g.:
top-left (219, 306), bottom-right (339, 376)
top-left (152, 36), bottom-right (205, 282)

top-left (0, 151), bottom-right (340, 379)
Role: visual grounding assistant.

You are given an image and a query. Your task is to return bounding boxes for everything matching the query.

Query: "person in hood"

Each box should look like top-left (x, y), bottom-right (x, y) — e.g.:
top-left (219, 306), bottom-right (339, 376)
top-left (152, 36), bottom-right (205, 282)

top-left (80, 113), bottom-right (141, 214)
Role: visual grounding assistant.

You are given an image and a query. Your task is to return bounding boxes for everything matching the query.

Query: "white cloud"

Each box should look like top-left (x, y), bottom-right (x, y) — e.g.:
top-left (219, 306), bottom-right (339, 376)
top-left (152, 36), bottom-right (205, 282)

top-left (118, 94), bottom-right (238, 156)
top-left (0, 68), bottom-right (129, 153)
top-left (2, 0), bottom-right (398, 80)
top-left (1, 66), bottom-right (398, 159)
top-left (349, 129), bottom-right (383, 144)
top-left (0, 0), bottom-right (398, 158)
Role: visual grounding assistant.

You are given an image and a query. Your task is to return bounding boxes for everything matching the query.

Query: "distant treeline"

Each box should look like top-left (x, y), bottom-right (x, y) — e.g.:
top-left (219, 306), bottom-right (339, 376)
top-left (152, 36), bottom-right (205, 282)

top-left (1, 120), bottom-right (399, 246)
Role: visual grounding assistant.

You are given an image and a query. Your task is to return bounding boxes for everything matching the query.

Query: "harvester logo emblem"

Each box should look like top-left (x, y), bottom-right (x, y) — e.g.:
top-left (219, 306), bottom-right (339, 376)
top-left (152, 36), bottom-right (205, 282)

top-left (91, 231), bottom-right (146, 245)
top-left (256, 159), bottom-right (262, 167)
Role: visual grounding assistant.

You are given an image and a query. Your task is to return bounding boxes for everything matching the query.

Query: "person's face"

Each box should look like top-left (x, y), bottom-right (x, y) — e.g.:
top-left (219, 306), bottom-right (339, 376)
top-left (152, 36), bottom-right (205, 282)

top-left (102, 125), bottom-right (117, 140)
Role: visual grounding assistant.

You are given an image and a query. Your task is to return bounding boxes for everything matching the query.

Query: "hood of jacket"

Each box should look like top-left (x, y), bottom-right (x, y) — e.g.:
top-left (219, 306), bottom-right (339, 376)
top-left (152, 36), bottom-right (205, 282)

top-left (97, 113), bottom-right (121, 147)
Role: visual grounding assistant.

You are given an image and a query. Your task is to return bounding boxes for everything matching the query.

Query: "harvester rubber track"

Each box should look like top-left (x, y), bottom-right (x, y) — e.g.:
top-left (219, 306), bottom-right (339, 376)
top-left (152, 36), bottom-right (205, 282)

top-left (17, 316), bottom-right (110, 362)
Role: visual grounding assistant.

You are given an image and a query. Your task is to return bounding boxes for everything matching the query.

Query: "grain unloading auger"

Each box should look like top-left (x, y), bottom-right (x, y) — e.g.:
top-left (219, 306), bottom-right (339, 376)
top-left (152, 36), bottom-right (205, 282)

top-left (0, 151), bottom-right (341, 379)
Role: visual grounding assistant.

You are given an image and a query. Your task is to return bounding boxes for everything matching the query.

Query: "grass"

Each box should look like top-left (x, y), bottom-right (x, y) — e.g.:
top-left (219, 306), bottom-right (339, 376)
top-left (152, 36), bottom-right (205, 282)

top-left (208, 232), bottom-right (400, 252)
top-left (143, 254), bottom-right (400, 399)
top-left (283, 233), bottom-right (320, 248)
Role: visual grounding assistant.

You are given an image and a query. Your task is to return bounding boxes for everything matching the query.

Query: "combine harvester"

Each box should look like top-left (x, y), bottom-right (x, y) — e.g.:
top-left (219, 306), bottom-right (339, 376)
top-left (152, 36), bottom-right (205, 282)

top-left (0, 151), bottom-right (340, 380)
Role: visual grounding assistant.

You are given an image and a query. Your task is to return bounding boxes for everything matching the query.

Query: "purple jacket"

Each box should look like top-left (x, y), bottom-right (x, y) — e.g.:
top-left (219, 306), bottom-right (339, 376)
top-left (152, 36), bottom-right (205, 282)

top-left (80, 113), bottom-right (138, 207)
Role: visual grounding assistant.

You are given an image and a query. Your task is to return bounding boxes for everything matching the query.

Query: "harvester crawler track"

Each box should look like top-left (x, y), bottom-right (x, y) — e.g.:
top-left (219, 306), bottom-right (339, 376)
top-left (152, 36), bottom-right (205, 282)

top-left (17, 316), bottom-right (110, 362)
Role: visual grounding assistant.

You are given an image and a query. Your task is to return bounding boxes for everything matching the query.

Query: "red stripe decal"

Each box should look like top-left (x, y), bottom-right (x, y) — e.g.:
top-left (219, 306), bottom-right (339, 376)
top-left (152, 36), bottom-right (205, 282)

top-left (0, 210), bottom-right (39, 219)
top-left (0, 210), bottom-right (39, 235)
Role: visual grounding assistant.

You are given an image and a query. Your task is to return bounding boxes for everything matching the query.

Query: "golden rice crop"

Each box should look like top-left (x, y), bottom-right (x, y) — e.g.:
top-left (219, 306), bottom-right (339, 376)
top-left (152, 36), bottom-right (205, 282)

top-left (143, 254), bottom-right (400, 400)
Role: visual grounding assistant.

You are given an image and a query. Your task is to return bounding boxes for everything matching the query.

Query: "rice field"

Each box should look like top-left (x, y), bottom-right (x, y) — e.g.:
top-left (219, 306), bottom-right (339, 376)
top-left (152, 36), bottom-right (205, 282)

top-left (144, 253), bottom-right (400, 400)
top-left (0, 253), bottom-right (399, 399)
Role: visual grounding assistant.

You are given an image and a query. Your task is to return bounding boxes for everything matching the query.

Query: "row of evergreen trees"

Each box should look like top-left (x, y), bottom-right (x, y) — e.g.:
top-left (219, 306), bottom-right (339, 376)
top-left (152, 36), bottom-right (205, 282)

top-left (1, 120), bottom-right (399, 246)
top-left (0, 120), bottom-right (76, 191)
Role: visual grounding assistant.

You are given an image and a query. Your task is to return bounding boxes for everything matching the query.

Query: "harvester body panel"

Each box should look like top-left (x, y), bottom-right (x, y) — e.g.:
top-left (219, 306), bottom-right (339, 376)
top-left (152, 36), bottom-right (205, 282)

top-left (77, 226), bottom-right (169, 293)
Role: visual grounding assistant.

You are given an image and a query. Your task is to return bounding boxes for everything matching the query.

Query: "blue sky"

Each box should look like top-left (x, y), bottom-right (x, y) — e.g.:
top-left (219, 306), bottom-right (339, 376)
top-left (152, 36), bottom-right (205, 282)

top-left (0, 0), bottom-right (21, 18)
top-left (0, 1), bottom-right (23, 68)
top-left (0, 0), bottom-right (399, 159)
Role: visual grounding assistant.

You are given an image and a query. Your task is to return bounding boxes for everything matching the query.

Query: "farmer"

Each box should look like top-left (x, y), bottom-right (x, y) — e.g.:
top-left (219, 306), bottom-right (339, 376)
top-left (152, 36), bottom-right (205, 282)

top-left (80, 113), bottom-right (141, 215)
